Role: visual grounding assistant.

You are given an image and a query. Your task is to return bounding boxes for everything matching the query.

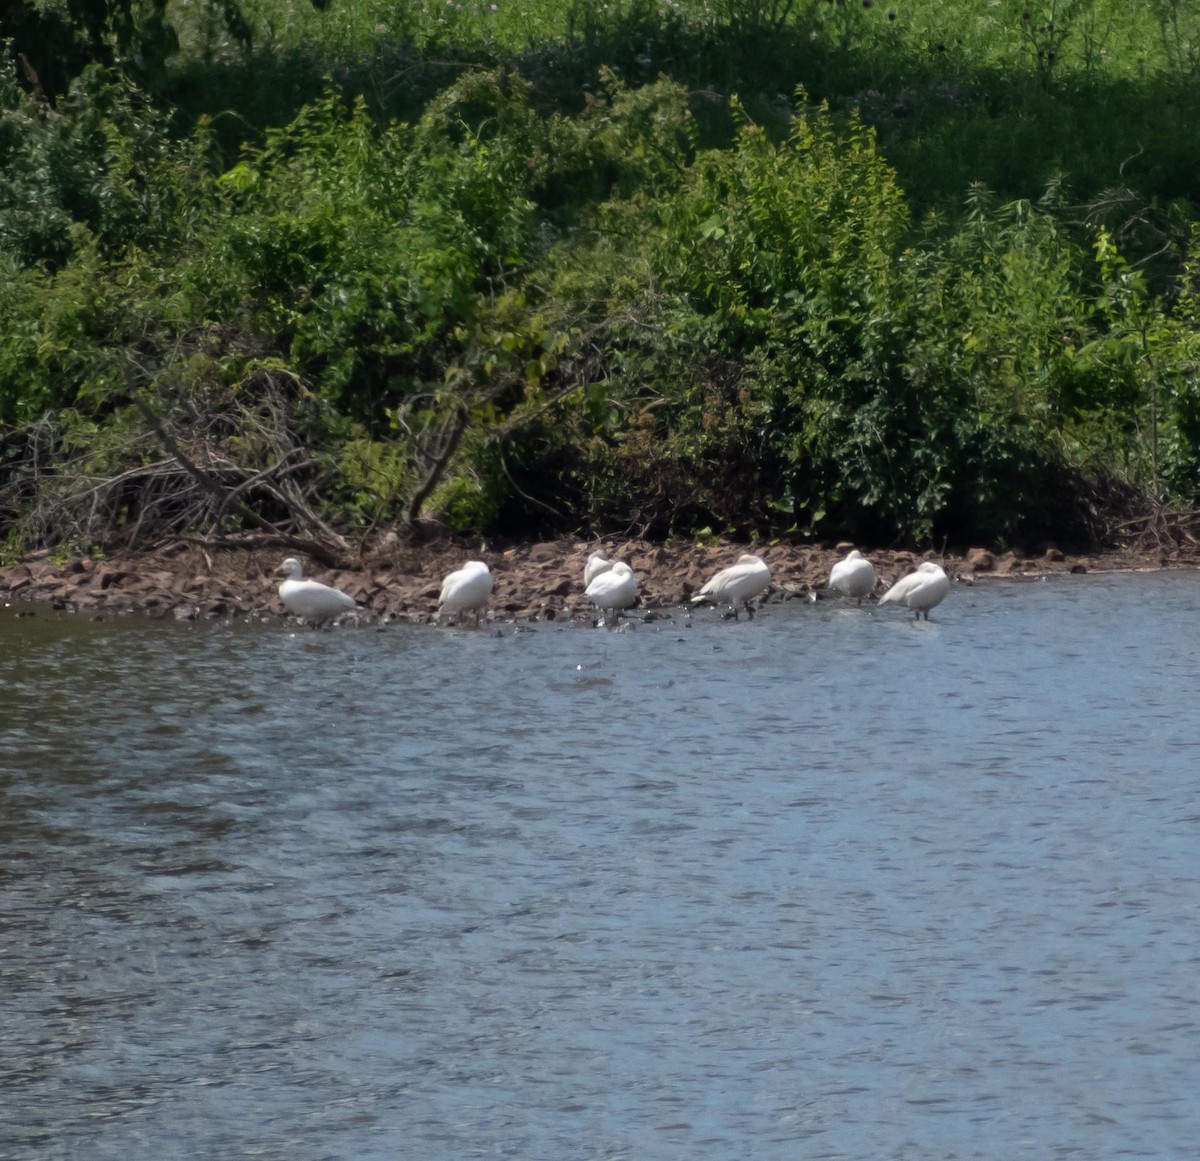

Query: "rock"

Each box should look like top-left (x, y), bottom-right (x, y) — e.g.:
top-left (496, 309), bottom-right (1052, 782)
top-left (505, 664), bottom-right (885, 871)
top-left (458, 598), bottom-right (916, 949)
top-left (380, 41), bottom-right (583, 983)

top-left (1042, 545), bottom-right (1065, 562)
top-left (95, 567), bottom-right (130, 590)
top-left (965, 548), bottom-right (995, 572)
top-left (43, 580), bottom-right (75, 602)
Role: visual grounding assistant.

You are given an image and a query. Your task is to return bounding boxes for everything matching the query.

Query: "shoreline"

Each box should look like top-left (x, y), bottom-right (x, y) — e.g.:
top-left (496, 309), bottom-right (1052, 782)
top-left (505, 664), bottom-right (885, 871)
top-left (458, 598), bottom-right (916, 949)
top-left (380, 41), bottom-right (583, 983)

top-left (1, 537), bottom-right (1196, 624)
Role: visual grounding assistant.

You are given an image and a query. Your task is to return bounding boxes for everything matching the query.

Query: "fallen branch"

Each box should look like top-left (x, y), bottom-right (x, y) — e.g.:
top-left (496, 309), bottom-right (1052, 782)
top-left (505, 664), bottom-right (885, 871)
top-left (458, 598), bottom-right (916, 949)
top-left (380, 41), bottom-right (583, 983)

top-left (128, 376), bottom-right (350, 567)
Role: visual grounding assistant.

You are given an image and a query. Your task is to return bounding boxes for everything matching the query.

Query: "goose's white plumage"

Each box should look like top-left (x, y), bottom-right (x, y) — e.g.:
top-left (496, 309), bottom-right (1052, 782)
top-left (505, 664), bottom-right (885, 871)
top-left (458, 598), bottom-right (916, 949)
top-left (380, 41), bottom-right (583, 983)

top-left (691, 554), bottom-right (771, 619)
top-left (829, 549), bottom-right (876, 605)
top-left (277, 557), bottom-right (357, 624)
top-left (584, 552), bottom-right (614, 587)
top-left (438, 560), bottom-right (493, 623)
top-left (877, 561), bottom-right (950, 620)
top-left (585, 561), bottom-right (637, 624)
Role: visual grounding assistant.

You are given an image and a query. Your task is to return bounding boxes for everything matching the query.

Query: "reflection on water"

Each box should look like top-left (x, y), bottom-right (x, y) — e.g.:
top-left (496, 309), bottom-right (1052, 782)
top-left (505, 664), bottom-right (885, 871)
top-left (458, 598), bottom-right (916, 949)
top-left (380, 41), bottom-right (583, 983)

top-left (3, 572), bottom-right (1200, 1159)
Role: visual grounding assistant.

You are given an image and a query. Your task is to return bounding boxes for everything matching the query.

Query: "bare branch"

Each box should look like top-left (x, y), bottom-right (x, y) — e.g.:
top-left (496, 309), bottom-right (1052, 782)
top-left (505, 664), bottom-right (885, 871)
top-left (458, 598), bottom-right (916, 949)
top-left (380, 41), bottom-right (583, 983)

top-left (404, 402), bottom-right (469, 527)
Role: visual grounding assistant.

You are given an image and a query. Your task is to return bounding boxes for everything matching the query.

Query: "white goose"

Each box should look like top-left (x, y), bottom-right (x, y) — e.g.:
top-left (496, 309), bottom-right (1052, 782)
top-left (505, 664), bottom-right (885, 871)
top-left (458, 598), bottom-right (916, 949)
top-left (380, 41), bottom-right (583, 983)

top-left (829, 549), bottom-right (876, 606)
top-left (877, 561), bottom-right (950, 620)
top-left (438, 560), bottom-right (493, 625)
top-left (585, 561), bottom-right (638, 625)
top-left (691, 554), bottom-right (771, 619)
top-left (276, 557), bottom-right (358, 625)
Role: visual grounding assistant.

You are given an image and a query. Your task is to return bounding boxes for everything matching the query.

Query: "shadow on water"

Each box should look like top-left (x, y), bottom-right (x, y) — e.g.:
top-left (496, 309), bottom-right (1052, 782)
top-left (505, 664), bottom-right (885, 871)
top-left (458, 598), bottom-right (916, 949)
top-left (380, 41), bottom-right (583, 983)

top-left (3, 572), bottom-right (1200, 1158)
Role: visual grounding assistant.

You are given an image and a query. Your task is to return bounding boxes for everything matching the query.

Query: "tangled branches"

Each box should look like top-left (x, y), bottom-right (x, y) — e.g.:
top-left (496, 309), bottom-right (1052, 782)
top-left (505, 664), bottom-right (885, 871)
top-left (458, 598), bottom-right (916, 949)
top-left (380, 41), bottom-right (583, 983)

top-left (1108, 502), bottom-right (1200, 554)
top-left (0, 360), bottom-right (351, 565)
top-left (1075, 470), bottom-right (1200, 555)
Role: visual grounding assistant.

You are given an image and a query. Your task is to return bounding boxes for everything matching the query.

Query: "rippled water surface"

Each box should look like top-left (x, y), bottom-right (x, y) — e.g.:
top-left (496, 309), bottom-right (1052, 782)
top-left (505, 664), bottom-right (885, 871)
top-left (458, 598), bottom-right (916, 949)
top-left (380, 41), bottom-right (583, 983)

top-left (3, 572), bottom-right (1200, 1160)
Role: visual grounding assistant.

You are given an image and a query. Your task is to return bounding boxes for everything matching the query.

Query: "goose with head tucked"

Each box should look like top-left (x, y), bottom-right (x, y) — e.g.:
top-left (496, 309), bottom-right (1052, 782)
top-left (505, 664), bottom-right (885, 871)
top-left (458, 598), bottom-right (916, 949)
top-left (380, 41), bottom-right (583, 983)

top-left (877, 561), bottom-right (950, 621)
top-left (276, 557), bottom-right (358, 625)
top-left (829, 549), bottom-right (876, 606)
top-left (691, 554), bottom-right (771, 619)
top-left (438, 560), bottom-right (493, 625)
top-left (585, 561), bottom-right (638, 626)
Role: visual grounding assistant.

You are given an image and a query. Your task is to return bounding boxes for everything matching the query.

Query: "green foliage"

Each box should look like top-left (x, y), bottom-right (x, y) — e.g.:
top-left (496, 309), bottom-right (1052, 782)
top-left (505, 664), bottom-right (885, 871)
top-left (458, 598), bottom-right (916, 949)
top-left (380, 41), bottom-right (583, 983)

top-left (2, 5), bottom-right (1200, 553)
top-left (527, 93), bottom-right (1199, 544)
top-left (0, 61), bottom-right (220, 268)
top-left (1, 0), bottom-right (252, 98)
top-left (1075, 225), bottom-right (1200, 501)
top-left (192, 74), bottom-right (544, 423)
top-left (1152, 0), bottom-right (1200, 83)
top-left (428, 443), bottom-right (509, 534)
top-left (322, 436), bottom-right (414, 525)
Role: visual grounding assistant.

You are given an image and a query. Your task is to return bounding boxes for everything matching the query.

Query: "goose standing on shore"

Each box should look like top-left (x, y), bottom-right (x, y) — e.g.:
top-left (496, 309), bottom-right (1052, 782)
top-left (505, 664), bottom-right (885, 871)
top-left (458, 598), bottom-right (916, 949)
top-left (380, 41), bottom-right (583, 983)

top-left (877, 561), bottom-right (950, 620)
top-left (276, 557), bottom-right (358, 625)
top-left (585, 561), bottom-right (638, 626)
top-left (829, 549), bottom-right (876, 606)
top-left (691, 554), bottom-right (771, 619)
top-left (438, 560), bottom-right (493, 625)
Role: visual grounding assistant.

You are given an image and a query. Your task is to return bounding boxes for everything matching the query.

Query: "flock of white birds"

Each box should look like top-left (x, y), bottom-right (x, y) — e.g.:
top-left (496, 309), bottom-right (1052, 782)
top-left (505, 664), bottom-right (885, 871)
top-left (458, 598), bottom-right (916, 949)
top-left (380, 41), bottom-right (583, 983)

top-left (275, 549), bottom-right (950, 627)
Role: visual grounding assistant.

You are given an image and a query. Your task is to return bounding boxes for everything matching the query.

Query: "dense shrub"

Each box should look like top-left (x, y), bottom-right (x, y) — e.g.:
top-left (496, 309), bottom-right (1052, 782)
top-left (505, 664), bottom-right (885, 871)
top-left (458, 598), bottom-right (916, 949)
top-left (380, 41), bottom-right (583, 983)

top-left (0, 49), bottom-right (1198, 552)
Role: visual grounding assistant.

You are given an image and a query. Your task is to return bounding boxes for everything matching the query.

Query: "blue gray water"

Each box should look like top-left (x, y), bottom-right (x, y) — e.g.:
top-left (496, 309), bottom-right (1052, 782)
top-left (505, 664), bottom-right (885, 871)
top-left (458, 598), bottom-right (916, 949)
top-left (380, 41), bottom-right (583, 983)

top-left (2, 571), bottom-right (1199, 1160)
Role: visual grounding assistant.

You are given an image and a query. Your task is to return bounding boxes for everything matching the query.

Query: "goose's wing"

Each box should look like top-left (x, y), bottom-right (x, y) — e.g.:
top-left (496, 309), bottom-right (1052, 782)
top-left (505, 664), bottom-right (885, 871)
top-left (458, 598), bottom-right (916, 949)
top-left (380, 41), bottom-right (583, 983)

top-left (829, 558), bottom-right (853, 588)
top-left (909, 569), bottom-right (950, 608)
top-left (282, 578), bottom-right (356, 616)
top-left (696, 564), bottom-right (737, 597)
top-left (588, 566), bottom-right (636, 605)
top-left (438, 570), bottom-right (461, 606)
top-left (585, 572), bottom-right (616, 601)
top-left (878, 571), bottom-right (921, 607)
top-left (832, 556), bottom-right (875, 594)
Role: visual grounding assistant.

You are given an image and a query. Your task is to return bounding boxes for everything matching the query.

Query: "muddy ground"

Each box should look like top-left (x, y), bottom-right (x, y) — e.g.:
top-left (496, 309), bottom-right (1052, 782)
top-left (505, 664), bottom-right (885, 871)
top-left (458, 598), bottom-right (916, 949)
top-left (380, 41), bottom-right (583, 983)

top-left (2, 535), bottom-right (1196, 626)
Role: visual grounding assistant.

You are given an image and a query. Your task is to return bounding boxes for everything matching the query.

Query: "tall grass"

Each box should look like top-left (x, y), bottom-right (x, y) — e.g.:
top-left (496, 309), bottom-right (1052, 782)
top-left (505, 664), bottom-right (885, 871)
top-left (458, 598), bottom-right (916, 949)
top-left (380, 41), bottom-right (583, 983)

top-left (164, 0), bottom-right (1200, 218)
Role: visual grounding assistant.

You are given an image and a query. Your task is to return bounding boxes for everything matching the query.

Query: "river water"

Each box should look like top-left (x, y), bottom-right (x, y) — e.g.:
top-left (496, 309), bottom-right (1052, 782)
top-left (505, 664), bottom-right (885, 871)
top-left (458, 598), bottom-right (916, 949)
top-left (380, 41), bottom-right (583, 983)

top-left (2, 571), bottom-right (1199, 1160)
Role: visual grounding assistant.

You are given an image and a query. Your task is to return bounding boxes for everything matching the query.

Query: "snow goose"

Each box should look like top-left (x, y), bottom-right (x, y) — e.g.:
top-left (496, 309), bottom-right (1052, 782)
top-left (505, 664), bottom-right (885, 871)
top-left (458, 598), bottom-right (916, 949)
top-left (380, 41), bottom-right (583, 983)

top-left (829, 549), bottom-right (876, 605)
top-left (276, 557), bottom-right (358, 625)
top-left (438, 560), bottom-right (493, 625)
top-left (585, 561), bottom-right (638, 626)
top-left (877, 561), bottom-right (950, 620)
top-left (691, 554), bottom-right (771, 619)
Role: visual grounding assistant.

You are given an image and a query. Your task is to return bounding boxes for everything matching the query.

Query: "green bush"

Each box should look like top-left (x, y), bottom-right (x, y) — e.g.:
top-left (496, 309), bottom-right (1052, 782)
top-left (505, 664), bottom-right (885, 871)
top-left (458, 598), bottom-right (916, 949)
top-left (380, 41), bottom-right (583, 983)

top-left (2, 43), bottom-right (1199, 552)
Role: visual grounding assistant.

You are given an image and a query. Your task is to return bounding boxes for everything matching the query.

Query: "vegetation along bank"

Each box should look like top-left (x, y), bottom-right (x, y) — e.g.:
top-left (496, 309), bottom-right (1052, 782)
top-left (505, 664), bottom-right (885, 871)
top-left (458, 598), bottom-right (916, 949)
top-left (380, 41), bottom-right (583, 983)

top-left (2, 0), bottom-right (1199, 576)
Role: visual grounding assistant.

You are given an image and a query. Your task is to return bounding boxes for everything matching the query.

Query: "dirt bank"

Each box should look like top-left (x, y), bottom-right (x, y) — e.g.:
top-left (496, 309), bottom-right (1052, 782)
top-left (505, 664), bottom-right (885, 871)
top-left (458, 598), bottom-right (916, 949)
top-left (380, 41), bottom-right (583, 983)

top-left (1, 537), bottom-right (1196, 625)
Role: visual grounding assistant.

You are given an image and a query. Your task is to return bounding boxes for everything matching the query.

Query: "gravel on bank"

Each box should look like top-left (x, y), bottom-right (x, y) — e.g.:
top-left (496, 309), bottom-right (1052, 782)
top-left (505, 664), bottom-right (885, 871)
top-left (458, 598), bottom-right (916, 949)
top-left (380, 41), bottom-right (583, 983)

top-left (0, 537), bottom-right (1194, 625)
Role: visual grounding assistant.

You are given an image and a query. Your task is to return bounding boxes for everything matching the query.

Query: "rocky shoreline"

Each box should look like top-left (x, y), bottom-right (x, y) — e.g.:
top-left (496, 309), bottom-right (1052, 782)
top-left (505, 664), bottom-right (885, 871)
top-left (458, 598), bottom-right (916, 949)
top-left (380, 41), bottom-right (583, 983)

top-left (1, 537), bottom-right (1196, 625)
